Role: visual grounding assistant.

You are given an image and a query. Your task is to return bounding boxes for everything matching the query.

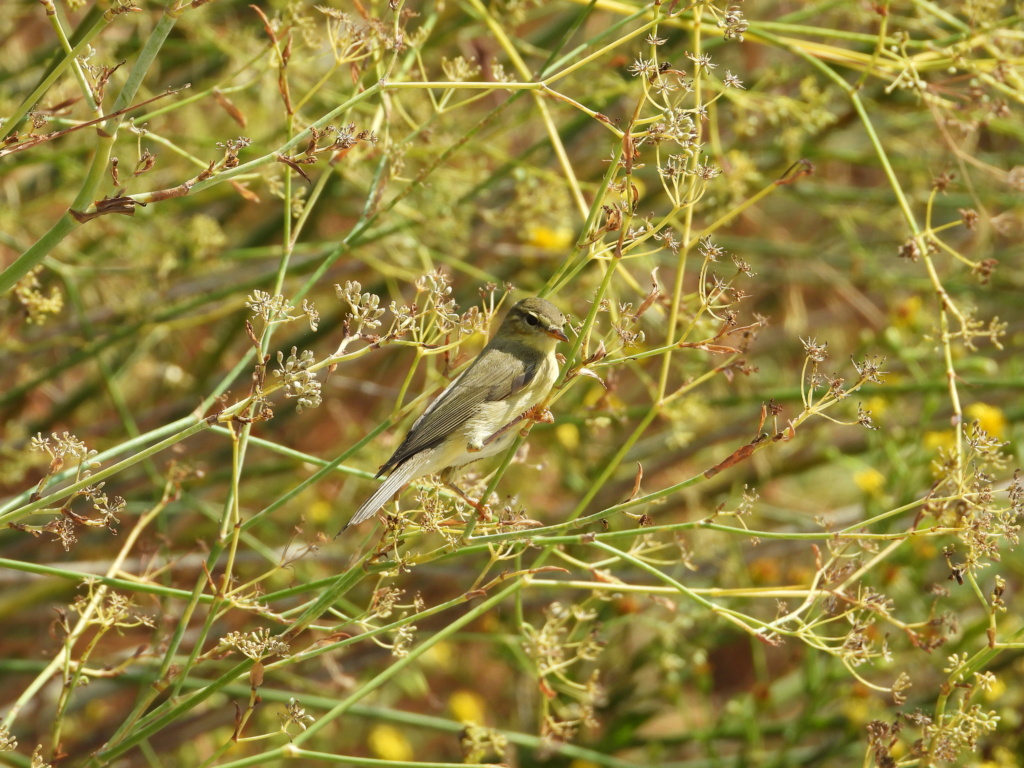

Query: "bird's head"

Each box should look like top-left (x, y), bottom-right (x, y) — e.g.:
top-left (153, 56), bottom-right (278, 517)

top-left (498, 297), bottom-right (568, 350)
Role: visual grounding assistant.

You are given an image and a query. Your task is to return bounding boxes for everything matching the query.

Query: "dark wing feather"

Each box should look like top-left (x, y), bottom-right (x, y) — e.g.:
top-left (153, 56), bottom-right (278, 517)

top-left (379, 344), bottom-right (539, 475)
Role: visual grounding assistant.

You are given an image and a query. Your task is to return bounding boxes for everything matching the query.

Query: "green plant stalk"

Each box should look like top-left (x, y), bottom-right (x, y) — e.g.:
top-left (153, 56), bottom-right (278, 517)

top-left (0, 212), bottom-right (82, 297)
top-left (137, 78), bottom-right (255, 123)
top-left (971, 568), bottom-right (1003, 652)
top-left (165, 575), bottom-right (232, 702)
top-left (658, 12), bottom-right (700, 401)
top-left (546, 142), bottom-right (624, 294)
top-left (392, 348), bottom-right (426, 422)
top-left (0, 1), bottom-right (180, 295)
top-left (536, 0), bottom-right (601, 78)
top-left (2, 499), bottom-right (165, 732)
top-left (289, 581), bottom-right (522, 747)
top-left (471, 469), bottom-right (706, 545)
top-left (99, 546), bottom-right (232, 752)
top-left (381, 80), bottom-right (539, 91)
top-left (270, 584), bottom-right (515, 668)
top-left (462, 428), bottom-right (528, 542)
top-left (96, 319), bottom-right (376, 741)
top-left (112, 675), bottom-right (651, 768)
top-left (176, 126), bottom-right (305, 702)
top-left (0, 418), bottom-right (211, 524)
top-left (289, 163), bottom-right (337, 252)
top-left (143, 81), bottom-right (384, 203)
top-left (219, 436), bottom-right (246, 575)
top-left (53, 620), bottom-right (110, 750)
top-left (833, 539), bottom-right (905, 597)
top-left (504, 357), bottom-right (889, 535)
top-left (169, 341), bottom-right (271, 707)
top-left (97, 569), bottom-right (513, 764)
top-left (88, 658), bottom-right (255, 767)
top-left (42, 0), bottom-right (100, 116)
top-left (191, 158), bottom-right (304, 697)
top-left (681, 172), bottom-right (788, 251)
top-left (283, 95), bottom-right (518, 310)
top-left (0, 557), bottom-right (212, 603)
top-left (276, 555), bottom-right (371, 640)
top-left (542, 6), bottom-right (662, 85)
top-left (102, 3), bottom-right (180, 135)
top-left (76, 661), bottom-right (649, 767)
top-left (61, 274), bottom-right (163, 487)
top-left (232, 423), bottom-right (388, 534)
top-left (527, 578), bottom-right (819, 600)
top-left (118, 516), bottom-right (328, 754)
top-left (567, 407), bottom-right (658, 521)
top-left (752, 22), bottom-right (968, 475)
top-left (550, 219), bottom-right (651, 519)
top-left (0, 261), bottom-right (273, 410)
top-left (927, 624), bottom-right (1024, 758)
top-left (2, 7), bottom-right (110, 140)
top-left (280, 749), bottom-right (505, 768)
top-left (464, 0), bottom-right (588, 215)
top-left (0, 336), bottom-right (375, 525)
top-left (588, 540), bottom-right (771, 637)
top-left (563, 224), bottom-right (623, 372)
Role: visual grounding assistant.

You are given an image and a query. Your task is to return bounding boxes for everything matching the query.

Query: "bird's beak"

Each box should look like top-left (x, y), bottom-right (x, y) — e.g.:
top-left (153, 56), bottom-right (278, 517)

top-left (546, 325), bottom-right (569, 343)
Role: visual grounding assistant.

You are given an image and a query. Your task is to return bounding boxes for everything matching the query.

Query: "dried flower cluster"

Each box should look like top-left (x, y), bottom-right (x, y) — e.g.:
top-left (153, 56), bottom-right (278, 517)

top-left (220, 628), bottom-right (290, 661)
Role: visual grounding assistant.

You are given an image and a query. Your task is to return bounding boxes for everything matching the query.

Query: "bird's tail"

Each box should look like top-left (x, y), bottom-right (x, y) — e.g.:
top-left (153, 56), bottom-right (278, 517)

top-left (337, 453), bottom-right (429, 536)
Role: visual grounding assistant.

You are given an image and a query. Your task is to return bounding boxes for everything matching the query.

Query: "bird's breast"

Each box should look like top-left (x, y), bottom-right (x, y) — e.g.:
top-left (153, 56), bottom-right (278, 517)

top-left (453, 355), bottom-right (558, 465)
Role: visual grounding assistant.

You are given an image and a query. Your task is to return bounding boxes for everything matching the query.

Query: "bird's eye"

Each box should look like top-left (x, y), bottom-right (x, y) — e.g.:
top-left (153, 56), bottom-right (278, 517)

top-left (524, 313), bottom-right (539, 327)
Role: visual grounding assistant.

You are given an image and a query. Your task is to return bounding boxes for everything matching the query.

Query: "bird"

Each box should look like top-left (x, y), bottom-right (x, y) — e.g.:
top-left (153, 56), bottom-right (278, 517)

top-left (339, 297), bottom-right (568, 533)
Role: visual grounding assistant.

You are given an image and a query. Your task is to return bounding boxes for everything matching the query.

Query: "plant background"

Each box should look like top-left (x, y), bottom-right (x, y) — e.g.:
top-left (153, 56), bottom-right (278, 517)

top-left (1, 1), bottom-right (1022, 767)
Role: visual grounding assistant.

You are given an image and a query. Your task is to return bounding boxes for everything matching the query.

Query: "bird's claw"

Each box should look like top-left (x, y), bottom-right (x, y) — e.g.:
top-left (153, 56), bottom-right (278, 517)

top-left (483, 406), bottom-right (555, 446)
top-left (518, 405), bottom-right (555, 436)
top-left (524, 405), bottom-right (554, 424)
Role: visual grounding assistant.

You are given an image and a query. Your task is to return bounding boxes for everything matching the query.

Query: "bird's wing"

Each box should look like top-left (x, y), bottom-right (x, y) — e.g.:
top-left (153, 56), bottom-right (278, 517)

top-left (379, 345), bottom-right (538, 474)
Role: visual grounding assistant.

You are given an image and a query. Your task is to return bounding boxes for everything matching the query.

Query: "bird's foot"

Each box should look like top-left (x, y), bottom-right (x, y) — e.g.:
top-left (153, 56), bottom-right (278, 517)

top-left (445, 480), bottom-right (492, 521)
top-left (480, 412), bottom-right (527, 447)
top-left (517, 405), bottom-right (554, 436)
top-left (481, 405), bottom-right (554, 448)
top-left (524, 405), bottom-right (554, 424)
top-left (472, 501), bottom-right (493, 522)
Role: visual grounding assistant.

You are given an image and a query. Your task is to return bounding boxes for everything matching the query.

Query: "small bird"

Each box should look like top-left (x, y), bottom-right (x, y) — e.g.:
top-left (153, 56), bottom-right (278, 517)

top-left (340, 297), bottom-right (568, 533)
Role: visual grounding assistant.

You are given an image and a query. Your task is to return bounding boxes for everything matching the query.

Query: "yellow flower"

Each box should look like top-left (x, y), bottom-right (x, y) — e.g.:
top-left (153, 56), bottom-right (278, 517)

top-left (840, 694), bottom-right (872, 727)
top-left (525, 224), bottom-right (574, 252)
top-left (422, 641), bottom-right (454, 670)
top-left (307, 499), bottom-right (332, 525)
top-left (556, 423), bottom-right (580, 451)
top-left (449, 689), bottom-right (488, 724)
top-left (854, 468), bottom-right (886, 496)
top-left (892, 295), bottom-right (922, 328)
top-left (966, 403), bottom-right (1007, 438)
top-left (923, 430), bottom-right (955, 452)
top-left (979, 746), bottom-right (1018, 768)
top-left (368, 724), bottom-right (412, 761)
top-left (862, 395), bottom-right (887, 419)
top-left (911, 538), bottom-right (936, 559)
